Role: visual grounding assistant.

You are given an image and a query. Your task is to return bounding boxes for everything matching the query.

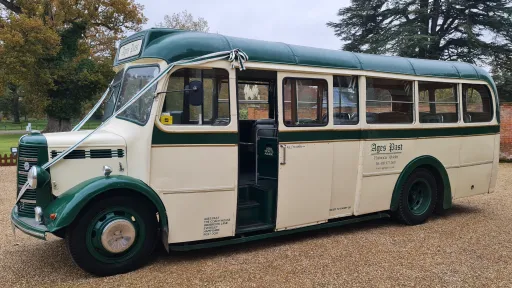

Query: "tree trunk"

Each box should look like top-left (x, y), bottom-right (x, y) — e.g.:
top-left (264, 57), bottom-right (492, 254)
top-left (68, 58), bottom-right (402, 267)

top-left (418, 0), bottom-right (430, 58)
top-left (44, 116), bottom-right (72, 133)
top-left (8, 84), bottom-right (21, 124)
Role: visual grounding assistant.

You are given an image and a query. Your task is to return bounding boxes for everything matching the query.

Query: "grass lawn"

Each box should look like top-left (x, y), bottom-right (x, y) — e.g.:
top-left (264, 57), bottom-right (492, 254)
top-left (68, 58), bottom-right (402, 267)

top-left (0, 119), bottom-right (101, 131)
top-left (0, 134), bottom-right (24, 156)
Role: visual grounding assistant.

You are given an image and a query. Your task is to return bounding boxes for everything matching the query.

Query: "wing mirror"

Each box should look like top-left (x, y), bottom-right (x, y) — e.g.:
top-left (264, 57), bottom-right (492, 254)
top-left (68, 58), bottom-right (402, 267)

top-left (185, 80), bottom-right (204, 106)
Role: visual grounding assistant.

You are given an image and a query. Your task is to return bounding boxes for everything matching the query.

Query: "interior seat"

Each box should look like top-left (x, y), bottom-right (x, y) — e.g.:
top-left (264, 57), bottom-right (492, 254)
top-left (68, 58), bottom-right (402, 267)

top-left (250, 119), bottom-right (276, 152)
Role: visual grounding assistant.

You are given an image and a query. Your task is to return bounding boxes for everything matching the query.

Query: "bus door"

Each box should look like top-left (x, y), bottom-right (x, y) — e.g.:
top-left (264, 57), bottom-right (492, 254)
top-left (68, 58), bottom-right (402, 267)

top-left (276, 72), bottom-right (334, 230)
top-left (150, 65), bottom-right (239, 243)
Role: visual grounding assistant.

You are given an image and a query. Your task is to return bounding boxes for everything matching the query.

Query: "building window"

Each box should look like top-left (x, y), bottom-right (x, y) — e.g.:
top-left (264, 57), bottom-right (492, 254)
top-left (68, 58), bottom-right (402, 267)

top-left (366, 77), bottom-right (414, 124)
top-left (238, 81), bottom-right (270, 120)
top-left (161, 68), bottom-right (230, 126)
top-left (283, 78), bottom-right (328, 127)
top-left (462, 84), bottom-right (493, 123)
top-left (333, 76), bottom-right (358, 125)
top-left (418, 81), bottom-right (458, 123)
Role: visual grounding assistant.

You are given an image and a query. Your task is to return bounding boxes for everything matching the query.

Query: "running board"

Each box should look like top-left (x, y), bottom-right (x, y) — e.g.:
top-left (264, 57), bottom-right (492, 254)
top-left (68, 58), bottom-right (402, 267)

top-left (169, 212), bottom-right (390, 252)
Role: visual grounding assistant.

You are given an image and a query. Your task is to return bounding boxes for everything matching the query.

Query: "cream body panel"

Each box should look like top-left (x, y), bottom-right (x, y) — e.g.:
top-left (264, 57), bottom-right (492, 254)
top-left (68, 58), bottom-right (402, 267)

top-left (149, 146), bottom-right (238, 193)
top-left (49, 152), bottom-right (127, 196)
top-left (45, 130), bottom-right (125, 148)
top-left (330, 141), bottom-right (359, 217)
top-left (489, 134), bottom-right (500, 193)
top-left (357, 139), bottom-right (414, 215)
top-left (45, 130), bottom-right (127, 196)
top-left (455, 163), bottom-right (493, 198)
top-left (454, 134), bottom-right (495, 198)
top-left (459, 134), bottom-right (495, 165)
top-left (357, 136), bottom-right (461, 215)
top-left (357, 174), bottom-right (399, 215)
top-left (163, 190), bottom-right (236, 243)
top-left (276, 142), bottom-right (333, 229)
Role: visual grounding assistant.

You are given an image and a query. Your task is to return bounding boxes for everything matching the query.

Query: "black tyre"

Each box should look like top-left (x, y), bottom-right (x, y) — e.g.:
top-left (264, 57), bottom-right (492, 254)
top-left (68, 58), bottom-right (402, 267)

top-left (395, 168), bottom-right (438, 225)
top-left (65, 195), bottom-right (158, 276)
top-left (51, 228), bottom-right (66, 239)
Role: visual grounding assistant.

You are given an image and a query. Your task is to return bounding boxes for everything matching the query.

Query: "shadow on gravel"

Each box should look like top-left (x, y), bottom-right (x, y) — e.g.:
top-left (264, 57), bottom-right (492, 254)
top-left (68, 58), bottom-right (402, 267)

top-left (155, 218), bottom-right (394, 264)
top-left (11, 203), bottom-right (479, 280)
top-left (154, 204), bottom-right (482, 266)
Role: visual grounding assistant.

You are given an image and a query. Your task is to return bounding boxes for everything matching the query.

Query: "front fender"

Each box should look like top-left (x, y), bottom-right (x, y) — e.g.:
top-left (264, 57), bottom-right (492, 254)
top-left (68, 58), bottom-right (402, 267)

top-left (44, 175), bottom-right (168, 236)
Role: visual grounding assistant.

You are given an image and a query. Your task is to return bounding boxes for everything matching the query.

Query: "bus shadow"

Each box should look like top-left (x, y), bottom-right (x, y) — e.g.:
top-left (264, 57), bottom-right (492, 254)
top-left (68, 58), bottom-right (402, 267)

top-left (156, 217), bottom-right (394, 264)
top-left (156, 204), bottom-right (482, 265)
top-left (17, 204), bottom-right (480, 280)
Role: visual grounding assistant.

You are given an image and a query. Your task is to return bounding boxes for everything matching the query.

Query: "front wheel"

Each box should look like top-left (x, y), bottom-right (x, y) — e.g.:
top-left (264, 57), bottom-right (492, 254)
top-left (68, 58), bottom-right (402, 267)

top-left (66, 195), bottom-right (158, 276)
top-left (395, 168), bottom-right (438, 225)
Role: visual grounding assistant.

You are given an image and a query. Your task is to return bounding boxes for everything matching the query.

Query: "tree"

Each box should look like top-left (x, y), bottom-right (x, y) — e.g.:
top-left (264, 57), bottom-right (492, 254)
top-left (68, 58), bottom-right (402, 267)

top-left (0, 1), bottom-right (147, 131)
top-left (327, 0), bottom-right (512, 64)
top-left (156, 10), bottom-right (209, 32)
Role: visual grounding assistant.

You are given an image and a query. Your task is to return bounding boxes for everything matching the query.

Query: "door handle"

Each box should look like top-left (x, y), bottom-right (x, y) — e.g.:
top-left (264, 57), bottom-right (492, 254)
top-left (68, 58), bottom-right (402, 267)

top-left (280, 144), bottom-right (286, 165)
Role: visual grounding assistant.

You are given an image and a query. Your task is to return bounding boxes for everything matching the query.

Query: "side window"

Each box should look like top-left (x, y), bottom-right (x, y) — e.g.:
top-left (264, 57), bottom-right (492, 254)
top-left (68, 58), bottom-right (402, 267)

top-left (283, 78), bottom-right (328, 127)
top-left (333, 76), bottom-right (358, 125)
top-left (238, 82), bottom-right (270, 120)
top-left (462, 84), bottom-right (493, 123)
top-left (366, 77), bottom-right (414, 124)
top-left (161, 68), bottom-right (230, 126)
top-left (418, 81), bottom-right (458, 123)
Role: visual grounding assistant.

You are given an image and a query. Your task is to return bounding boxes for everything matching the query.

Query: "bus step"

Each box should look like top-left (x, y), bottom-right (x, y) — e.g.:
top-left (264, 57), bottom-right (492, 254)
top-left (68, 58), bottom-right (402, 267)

top-left (236, 222), bottom-right (275, 234)
top-left (237, 200), bottom-right (260, 209)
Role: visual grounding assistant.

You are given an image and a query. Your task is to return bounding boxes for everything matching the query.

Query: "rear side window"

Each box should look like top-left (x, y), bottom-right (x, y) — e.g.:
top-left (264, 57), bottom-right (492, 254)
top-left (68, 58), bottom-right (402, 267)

top-left (462, 84), bottom-right (493, 123)
top-left (333, 76), bottom-right (358, 125)
top-left (418, 82), bottom-right (458, 123)
top-left (366, 77), bottom-right (414, 124)
top-left (283, 78), bottom-right (328, 127)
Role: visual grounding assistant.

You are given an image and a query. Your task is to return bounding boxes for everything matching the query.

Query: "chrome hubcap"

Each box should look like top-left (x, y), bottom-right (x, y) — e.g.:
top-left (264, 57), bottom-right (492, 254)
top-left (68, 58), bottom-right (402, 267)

top-left (100, 219), bottom-right (136, 254)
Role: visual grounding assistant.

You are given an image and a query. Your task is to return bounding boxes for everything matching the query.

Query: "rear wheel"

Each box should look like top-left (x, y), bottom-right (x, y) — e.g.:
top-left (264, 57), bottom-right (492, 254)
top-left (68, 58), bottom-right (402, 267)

top-left (395, 168), bottom-right (438, 225)
top-left (66, 195), bottom-right (158, 276)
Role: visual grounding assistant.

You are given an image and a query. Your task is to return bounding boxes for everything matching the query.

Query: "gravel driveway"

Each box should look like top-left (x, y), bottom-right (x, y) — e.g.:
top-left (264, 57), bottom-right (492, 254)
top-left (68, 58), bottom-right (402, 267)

top-left (1, 164), bottom-right (512, 287)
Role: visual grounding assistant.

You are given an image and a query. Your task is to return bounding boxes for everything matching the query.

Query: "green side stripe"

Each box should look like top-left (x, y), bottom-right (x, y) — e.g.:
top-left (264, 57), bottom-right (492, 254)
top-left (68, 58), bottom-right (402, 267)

top-left (152, 125), bottom-right (499, 145)
top-left (279, 125), bottom-right (499, 142)
top-left (152, 127), bottom-right (238, 145)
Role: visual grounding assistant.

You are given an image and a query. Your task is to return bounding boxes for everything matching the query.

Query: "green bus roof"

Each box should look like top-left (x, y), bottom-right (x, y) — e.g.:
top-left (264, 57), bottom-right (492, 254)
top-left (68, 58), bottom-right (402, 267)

top-left (115, 28), bottom-right (498, 119)
top-left (116, 28), bottom-right (492, 82)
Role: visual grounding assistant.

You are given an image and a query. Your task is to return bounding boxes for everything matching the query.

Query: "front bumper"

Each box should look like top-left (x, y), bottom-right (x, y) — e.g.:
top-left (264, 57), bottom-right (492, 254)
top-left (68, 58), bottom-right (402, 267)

top-left (11, 206), bottom-right (47, 240)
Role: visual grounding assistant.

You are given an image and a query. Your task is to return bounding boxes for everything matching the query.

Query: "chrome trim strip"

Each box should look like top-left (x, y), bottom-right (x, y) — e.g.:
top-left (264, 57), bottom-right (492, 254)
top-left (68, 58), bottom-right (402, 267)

top-left (19, 199), bottom-right (36, 204)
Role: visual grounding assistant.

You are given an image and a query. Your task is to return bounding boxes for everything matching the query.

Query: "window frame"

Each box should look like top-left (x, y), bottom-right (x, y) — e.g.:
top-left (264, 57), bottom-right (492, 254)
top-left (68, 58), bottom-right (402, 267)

top-left (116, 64), bottom-right (161, 126)
top-left (160, 67), bottom-right (231, 126)
top-left (461, 83), bottom-right (494, 124)
top-left (237, 80), bottom-right (272, 120)
top-left (417, 80), bottom-right (460, 124)
top-left (282, 77), bottom-right (329, 127)
top-left (333, 75), bottom-right (359, 125)
top-left (364, 76), bottom-right (416, 125)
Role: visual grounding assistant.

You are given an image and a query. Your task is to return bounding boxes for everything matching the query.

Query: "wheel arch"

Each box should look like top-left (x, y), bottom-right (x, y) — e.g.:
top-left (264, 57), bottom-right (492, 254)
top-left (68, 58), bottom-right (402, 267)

top-left (390, 155), bottom-right (452, 211)
top-left (44, 175), bottom-right (168, 241)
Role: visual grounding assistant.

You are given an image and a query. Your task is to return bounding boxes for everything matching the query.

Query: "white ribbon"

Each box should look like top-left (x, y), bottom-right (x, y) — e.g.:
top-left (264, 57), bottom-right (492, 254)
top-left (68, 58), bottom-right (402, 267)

top-left (72, 80), bottom-right (113, 132)
top-left (16, 48), bottom-right (249, 203)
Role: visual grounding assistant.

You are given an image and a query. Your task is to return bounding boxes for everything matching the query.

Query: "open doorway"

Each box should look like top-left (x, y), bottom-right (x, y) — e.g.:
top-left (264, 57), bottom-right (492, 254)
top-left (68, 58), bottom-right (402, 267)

top-left (235, 69), bottom-right (278, 234)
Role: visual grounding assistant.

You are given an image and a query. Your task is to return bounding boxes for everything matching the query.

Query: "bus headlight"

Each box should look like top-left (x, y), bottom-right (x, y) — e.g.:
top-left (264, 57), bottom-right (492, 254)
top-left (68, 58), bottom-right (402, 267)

top-left (28, 166), bottom-right (38, 189)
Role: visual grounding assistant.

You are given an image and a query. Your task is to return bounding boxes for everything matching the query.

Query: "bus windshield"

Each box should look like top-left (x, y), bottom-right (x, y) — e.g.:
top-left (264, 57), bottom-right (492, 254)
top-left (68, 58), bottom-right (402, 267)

top-left (102, 65), bottom-right (160, 125)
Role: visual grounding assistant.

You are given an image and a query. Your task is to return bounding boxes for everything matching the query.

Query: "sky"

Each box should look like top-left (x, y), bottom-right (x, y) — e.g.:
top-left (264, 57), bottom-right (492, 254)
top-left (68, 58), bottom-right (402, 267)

top-left (137, 0), bottom-right (350, 50)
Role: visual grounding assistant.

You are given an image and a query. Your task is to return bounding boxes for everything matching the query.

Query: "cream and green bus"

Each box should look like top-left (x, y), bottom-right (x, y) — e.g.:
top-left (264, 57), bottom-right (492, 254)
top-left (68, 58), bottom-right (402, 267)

top-left (11, 28), bottom-right (500, 276)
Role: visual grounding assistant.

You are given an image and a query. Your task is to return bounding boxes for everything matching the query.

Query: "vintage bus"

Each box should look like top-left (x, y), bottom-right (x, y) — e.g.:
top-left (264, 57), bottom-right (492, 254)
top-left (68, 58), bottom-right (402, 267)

top-left (11, 28), bottom-right (500, 276)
